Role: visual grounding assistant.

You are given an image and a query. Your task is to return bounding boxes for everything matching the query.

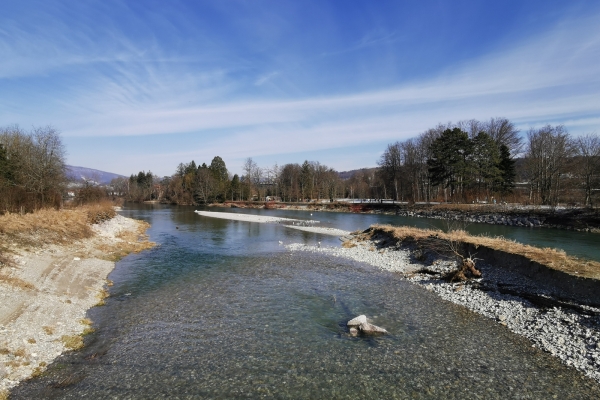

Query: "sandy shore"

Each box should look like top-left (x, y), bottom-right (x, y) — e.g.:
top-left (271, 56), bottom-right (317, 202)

top-left (0, 214), bottom-right (151, 394)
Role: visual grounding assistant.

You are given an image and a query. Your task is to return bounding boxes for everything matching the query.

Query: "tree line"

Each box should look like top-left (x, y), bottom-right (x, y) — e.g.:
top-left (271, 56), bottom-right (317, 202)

top-left (1, 125), bottom-right (67, 213)
top-left (117, 117), bottom-right (599, 207)
top-left (115, 157), bottom-right (346, 204)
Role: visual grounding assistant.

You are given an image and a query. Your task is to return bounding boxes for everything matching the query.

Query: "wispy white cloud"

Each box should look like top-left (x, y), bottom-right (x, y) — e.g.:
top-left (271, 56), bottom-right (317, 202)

top-left (35, 8), bottom-right (595, 140)
top-left (254, 71), bottom-right (279, 86)
top-left (1, 2), bottom-right (599, 176)
top-left (321, 29), bottom-right (402, 57)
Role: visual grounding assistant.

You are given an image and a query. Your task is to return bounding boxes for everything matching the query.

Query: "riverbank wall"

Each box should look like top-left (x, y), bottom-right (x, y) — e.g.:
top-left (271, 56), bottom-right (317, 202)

top-left (461, 242), bottom-right (600, 307)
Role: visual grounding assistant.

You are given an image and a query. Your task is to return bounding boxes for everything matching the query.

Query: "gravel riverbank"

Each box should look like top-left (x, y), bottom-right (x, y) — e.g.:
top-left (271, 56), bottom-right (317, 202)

top-left (0, 214), bottom-right (152, 394)
top-left (287, 238), bottom-right (600, 385)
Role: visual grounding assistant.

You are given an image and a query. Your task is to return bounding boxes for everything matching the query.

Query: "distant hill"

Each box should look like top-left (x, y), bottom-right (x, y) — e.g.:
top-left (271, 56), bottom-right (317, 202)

top-left (65, 165), bottom-right (125, 185)
top-left (338, 167), bottom-right (378, 180)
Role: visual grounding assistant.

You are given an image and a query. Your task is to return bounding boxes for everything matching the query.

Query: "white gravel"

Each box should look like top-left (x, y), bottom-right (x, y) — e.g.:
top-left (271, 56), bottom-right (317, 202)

top-left (287, 237), bottom-right (600, 384)
top-left (195, 210), bottom-right (349, 236)
top-left (284, 226), bottom-right (350, 236)
top-left (91, 213), bottom-right (141, 239)
top-left (195, 210), bottom-right (319, 225)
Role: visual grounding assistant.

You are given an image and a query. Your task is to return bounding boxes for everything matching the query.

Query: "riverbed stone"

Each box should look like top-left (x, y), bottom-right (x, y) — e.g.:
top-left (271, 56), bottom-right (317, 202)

top-left (347, 315), bottom-right (367, 327)
top-left (359, 322), bottom-right (388, 335)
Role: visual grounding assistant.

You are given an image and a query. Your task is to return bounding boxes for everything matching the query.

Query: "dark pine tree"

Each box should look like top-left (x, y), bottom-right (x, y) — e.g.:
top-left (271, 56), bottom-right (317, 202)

top-left (497, 143), bottom-right (516, 195)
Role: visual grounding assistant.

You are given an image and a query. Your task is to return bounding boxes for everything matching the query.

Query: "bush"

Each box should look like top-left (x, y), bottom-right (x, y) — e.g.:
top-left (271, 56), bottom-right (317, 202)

top-left (75, 185), bottom-right (109, 206)
top-left (82, 201), bottom-right (117, 224)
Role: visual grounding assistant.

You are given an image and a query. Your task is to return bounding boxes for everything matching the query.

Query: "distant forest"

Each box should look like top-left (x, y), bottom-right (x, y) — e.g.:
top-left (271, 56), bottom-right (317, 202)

top-left (115, 117), bottom-right (600, 207)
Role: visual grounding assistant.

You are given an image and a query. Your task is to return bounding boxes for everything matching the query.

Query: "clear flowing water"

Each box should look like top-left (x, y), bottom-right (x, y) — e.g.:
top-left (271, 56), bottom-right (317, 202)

top-left (206, 206), bottom-right (600, 262)
top-left (12, 204), bottom-right (600, 399)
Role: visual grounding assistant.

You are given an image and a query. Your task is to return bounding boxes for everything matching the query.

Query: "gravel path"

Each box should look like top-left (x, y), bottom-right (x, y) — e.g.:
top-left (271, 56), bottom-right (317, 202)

top-left (287, 238), bottom-right (600, 384)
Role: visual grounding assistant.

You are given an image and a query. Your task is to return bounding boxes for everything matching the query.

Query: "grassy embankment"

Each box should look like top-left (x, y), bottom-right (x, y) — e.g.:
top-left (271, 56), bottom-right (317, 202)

top-left (358, 224), bottom-right (600, 280)
top-left (0, 201), bottom-right (154, 286)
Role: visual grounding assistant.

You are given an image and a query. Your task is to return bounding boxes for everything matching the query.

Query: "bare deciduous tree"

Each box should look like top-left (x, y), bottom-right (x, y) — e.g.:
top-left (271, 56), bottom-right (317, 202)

top-left (573, 133), bottom-right (600, 207)
top-left (485, 117), bottom-right (523, 157)
top-left (0, 125), bottom-right (66, 211)
top-left (524, 125), bottom-right (575, 205)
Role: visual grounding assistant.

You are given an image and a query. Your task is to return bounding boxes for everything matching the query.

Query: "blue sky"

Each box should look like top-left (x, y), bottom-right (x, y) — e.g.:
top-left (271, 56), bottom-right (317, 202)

top-left (1, 0), bottom-right (599, 177)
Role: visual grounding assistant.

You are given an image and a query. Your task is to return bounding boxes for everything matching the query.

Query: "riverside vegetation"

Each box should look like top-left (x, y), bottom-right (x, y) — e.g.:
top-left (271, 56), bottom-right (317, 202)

top-left (113, 117), bottom-right (599, 211)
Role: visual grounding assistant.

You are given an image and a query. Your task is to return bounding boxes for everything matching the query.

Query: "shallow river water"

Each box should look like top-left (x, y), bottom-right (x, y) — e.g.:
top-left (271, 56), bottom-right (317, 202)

top-left (12, 205), bottom-right (600, 398)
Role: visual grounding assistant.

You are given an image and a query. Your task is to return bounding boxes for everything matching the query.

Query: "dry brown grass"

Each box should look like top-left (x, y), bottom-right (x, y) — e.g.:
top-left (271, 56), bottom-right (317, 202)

top-left (0, 251), bottom-right (14, 268)
top-left (90, 219), bottom-right (155, 262)
top-left (0, 389), bottom-right (8, 400)
top-left (79, 318), bottom-right (95, 335)
top-left (0, 274), bottom-right (35, 290)
top-left (60, 335), bottom-right (84, 350)
top-left (0, 208), bottom-right (92, 246)
top-left (42, 326), bottom-right (54, 335)
top-left (27, 338), bottom-right (36, 344)
top-left (80, 201), bottom-right (117, 224)
top-left (341, 240), bottom-right (357, 248)
top-left (369, 224), bottom-right (600, 279)
top-left (0, 201), bottom-right (118, 249)
top-left (30, 361), bottom-right (48, 378)
top-left (95, 288), bottom-right (109, 306)
top-left (13, 348), bottom-right (26, 357)
top-left (81, 327), bottom-right (95, 336)
top-left (0, 202), bottom-right (153, 265)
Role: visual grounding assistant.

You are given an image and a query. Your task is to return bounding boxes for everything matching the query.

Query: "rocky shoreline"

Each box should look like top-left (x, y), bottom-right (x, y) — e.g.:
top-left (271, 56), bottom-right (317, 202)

top-left (0, 214), bottom-right (153, 395)
top-left (215, 201), bottom-right (600, 233)
top-left (394, 208), bottom-right (600, 233)
top-left (287, 235), bottom-right (600, 385)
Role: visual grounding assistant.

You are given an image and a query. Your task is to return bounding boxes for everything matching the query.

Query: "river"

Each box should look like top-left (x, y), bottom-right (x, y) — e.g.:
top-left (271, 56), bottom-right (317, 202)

top-left (11, 204), bottom-right (600, 398)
